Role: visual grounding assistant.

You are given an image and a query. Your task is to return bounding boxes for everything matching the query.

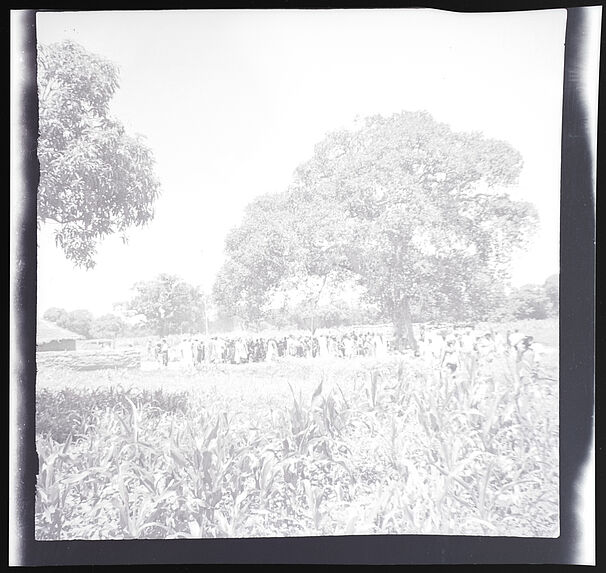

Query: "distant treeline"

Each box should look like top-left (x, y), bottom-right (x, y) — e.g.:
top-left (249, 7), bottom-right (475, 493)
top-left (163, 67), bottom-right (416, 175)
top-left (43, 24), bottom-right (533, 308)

top-left (43, 273), bottom-right (557, 339)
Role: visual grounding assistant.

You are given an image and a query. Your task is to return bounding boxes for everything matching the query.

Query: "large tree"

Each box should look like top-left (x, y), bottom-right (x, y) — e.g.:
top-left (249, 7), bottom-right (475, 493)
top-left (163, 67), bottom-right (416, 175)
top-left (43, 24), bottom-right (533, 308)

top-left (216, 111), bottom-right (537, 348)
top-left (128, 274), bottom-right (204, 336)
top-left (37, 40), bottom-right (160, 268)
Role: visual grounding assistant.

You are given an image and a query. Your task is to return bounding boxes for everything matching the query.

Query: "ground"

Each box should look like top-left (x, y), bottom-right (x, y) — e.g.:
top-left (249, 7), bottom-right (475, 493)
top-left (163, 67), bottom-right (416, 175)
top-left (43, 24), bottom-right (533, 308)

top-left (35, 319), bottom-right (559, 540)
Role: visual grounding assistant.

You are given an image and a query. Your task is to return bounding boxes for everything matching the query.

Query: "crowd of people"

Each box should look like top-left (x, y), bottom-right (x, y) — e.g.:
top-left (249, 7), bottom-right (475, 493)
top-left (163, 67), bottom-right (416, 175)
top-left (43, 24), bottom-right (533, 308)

top-left (416, 325), bottom-right (538, 379)
top-left (146, 324), bottom-right (540, 376)
top-left (148, 330), bottom-right (390, 366)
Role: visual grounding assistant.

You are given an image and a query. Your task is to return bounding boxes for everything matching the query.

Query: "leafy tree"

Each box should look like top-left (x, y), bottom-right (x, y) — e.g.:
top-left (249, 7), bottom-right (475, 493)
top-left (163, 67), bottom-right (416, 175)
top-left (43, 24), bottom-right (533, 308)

top-left (216, 111), bottom-right (537, 348)
top-left (63, 309), bottom-right (94, 338)
top-left (213, 182), bottom-right (355, 330)
top-left (90, 313), bottom-right (126, 339)
top-left (42, 306), bottom-right (93, 337)
top-left (128, 274), bottom-right (204, 336)
top-left (507, 285), bottom-right (551, 320)
top-left (213, 194), bottom-right (289, 328)
top-left (37, 40), bottom-right (160, 268)
top-left (265, 277), bottom-right (379, 332)
top-left (43, 307), bottom-right (68, 325)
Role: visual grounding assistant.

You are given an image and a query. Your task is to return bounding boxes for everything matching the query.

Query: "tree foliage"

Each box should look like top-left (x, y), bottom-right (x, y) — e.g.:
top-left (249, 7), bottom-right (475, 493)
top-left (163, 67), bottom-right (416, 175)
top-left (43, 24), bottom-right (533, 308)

top-left (43, 307), bottom-right (69, 325)
top-left (216, 111), bottom-right (538, 343)
top-left (213, 179), bottom-right (357, 330)
top-left (89, 313), bottom-right (126, 339)
top-left (128, 274), bottom-right (204, 336)
top-left (498, 275), bottom-right (558, 320)
top-left (213, 194), bottom-right (291, 328)
top-left (43, 307), bottom-right (94, 338)
top-left (37, 40), bottom-right (161, 268)
top-left (505, 285), bottom-right (551, 320)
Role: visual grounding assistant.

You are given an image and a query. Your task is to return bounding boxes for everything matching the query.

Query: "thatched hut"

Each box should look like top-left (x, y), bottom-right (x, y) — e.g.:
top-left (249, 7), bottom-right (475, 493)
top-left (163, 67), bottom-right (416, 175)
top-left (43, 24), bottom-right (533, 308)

top-left (36, 318), bottom-right (85, 351)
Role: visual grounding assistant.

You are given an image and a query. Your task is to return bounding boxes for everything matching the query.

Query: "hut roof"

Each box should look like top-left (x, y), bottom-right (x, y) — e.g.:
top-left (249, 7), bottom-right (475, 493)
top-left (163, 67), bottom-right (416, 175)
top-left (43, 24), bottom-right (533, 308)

top-left (37, 318), bottom-right (85, 344)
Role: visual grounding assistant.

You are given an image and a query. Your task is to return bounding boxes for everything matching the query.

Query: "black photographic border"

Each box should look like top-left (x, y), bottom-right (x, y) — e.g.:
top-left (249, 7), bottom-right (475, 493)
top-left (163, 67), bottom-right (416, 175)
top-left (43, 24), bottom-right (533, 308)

top-left (9, 0), bottom-right (598, 565)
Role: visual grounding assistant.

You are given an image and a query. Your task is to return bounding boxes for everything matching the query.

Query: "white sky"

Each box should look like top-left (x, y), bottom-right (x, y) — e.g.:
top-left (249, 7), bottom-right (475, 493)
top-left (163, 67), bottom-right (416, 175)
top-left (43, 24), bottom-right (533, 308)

top-left (36, 8), bottom-right (567, 315)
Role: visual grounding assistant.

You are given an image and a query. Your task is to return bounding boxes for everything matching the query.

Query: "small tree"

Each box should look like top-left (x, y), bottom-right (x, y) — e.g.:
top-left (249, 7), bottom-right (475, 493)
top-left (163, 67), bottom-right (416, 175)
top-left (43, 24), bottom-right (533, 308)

top-left (63, 309), bottom-right (94, 338)
top-left (128, 274), bottom-right (204, 336)
top-left (507, 285), bottom-right (551, 320)
top-left (43, 307), bottom-right (68, 325)
top-left (90, 313), bottom-right (126, 339)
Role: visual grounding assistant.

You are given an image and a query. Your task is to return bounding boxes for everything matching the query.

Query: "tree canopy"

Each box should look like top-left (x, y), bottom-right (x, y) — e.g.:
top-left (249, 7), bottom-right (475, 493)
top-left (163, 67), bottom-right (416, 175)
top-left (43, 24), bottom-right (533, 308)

top-left (212, 190), bottom-right (356, 331)
top-left (128, 274), bottom-right (204, 336)
top-left (37, 40), bottom-right (161, 268)
top-left (43, 307), bottom-right (94, 338)
top-left (89, 313), bottom-right (126, 339)
top-left (215, 111), bottom-right (538, 346)
top-left (505, 285), bottom-right (551, 320)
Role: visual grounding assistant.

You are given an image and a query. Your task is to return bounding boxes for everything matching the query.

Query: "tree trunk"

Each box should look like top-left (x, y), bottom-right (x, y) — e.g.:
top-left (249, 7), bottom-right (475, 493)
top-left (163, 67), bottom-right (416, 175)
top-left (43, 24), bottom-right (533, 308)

top-left (393, 296), bottom-right (418, 353)
top-left (309, 273), bottom-right (329, 335)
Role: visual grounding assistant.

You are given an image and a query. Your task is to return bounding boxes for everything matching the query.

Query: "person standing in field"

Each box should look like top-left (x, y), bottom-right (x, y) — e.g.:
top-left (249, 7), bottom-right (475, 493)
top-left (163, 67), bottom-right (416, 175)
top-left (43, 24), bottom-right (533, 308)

top-left (327, 334), bottom-right (339, 358)
top-left (515, 335), bottom-right (536, 378)
top-left (195, 339), bottom-right (204, 366)
top-left (266, 338), bottom-right (278, 361)
top-left (343, 334), bottom-right (354, 359)
top-left (506, 329), bottom-right (522, 356)
top-left (374, 332), bottom-right (387, 359)
top-left (420, 336), bottom-right (433, 366)
top-left (238, 337), bottom-right (249, 364)
top-left (317, 334), bottom-right (328, 358)
top-left (232, 338), bottom-right (240, 364)
top-left (180, 337), bottom-right (191, 363)
top-left (311, 335), bottom-right (320, 358)
top-left (476, 331), bottom-right (496, 361)
top-left (226, 338), bottom-right (236, 364)
top-left (431, 333), bottom-right (445, 364)
top-left (160, 338), bottom-right (169, 367)
top-left (259, 338), bottom-right (268, 361)
top-left (459, 327), bottom-right (476, 375)
top-left (493, 330), bottom-right (507, 354)
top-left (301, 336), bottom-right (312, 358)
top-left (441, 336), bottom-right (459, 374)
top-left (208, 337), bottom-right (217, 363)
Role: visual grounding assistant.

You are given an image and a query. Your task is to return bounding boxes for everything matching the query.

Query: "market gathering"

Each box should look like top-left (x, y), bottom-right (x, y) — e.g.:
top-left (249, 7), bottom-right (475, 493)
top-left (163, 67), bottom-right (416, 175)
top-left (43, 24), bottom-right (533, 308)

top-left (146, 324), bottom-right (545, 376)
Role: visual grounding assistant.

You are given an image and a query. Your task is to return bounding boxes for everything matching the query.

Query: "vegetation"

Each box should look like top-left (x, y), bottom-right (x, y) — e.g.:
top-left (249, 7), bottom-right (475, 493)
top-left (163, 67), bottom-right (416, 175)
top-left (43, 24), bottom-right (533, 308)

top-left (36, 326), bottom-right (558, 540)
top-left (43, 308), bottom-right (94, 338)
top-left (42, 271), bottom-right (558, 340)
top-left (89, 313), bottom-right (127, 340)
top-left (215, 112), bottom-right (538, 348)
top-left (127, 274), bottom-right (205, 336)
top-left (497, 275), bottom-right (559, 321)
top-left (37, 40), bottom-right (160, 268)
top-left (43, 307), bottom-right (126, 339)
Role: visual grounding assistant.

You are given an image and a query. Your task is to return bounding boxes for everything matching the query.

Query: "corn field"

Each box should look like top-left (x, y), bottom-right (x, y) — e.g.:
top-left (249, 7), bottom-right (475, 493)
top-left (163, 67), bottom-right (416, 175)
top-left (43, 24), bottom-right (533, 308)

top-left (35, 343), bottom-right (559, 540)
